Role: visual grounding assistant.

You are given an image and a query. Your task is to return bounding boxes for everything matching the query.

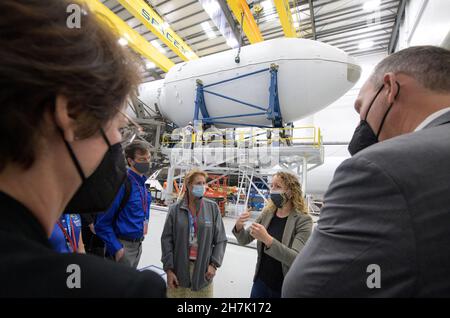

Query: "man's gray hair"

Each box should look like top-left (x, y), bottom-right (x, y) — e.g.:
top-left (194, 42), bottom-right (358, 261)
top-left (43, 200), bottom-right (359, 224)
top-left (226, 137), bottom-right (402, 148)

top-left (370, 46), bottom-right (450, 93)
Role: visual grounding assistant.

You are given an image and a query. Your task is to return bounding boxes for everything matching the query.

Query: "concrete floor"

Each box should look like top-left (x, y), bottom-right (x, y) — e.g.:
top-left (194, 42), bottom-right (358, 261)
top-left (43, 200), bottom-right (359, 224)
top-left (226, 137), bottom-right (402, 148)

top-left (138, 209), bottom-right (257, 298)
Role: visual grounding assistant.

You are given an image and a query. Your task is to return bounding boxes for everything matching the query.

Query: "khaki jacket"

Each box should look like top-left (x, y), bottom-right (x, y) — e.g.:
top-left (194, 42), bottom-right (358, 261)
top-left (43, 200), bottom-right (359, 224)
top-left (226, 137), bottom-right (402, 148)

top-left (232, 208), bottom-right (312, 280)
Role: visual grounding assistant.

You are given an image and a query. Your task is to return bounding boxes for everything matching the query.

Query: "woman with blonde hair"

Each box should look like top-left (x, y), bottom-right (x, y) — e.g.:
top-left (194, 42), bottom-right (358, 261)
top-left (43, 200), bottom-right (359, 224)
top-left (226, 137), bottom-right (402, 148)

top-left (233, 170), bottom-right (313, 298)
top-left (161, 168), bottom-right (227, 297)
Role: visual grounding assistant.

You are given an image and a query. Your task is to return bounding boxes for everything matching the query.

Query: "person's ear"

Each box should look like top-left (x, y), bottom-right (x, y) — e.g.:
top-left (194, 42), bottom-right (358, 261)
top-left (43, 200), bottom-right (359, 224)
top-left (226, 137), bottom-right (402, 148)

top-left (285, 190), bottom-right (292, 200)
top-left (127, 158), bottom-right (133, 166)
top-left (383, 73), bottom-right (400, 104)
top-left (54, 95), bottom-right (76, 142)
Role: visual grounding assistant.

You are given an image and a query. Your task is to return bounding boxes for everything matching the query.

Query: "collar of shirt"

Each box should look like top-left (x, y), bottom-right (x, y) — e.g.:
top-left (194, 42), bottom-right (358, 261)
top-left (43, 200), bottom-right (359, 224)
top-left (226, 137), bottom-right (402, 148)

top-left (414, 107), bottom-right (450, 132)
top-left (180, 196), bottom-right (204, 214)
top-left (0, 191), bottom-right (50, 247)
top-left (179, 196), bottom-right (190, 212)
top-left (127, 168), bottom-right (146, 185)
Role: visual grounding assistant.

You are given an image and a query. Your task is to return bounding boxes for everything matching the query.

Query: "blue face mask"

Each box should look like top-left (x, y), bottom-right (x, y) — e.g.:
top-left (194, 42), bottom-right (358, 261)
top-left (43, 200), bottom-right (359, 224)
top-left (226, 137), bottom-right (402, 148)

top-left (192, 185), bottom-right (205, 198)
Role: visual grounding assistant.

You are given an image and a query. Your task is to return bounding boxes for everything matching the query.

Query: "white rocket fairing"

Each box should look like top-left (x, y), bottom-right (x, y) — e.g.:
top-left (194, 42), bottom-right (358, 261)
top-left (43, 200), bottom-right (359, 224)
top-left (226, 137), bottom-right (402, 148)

top-left (139, 38), bottom-right (361, 128)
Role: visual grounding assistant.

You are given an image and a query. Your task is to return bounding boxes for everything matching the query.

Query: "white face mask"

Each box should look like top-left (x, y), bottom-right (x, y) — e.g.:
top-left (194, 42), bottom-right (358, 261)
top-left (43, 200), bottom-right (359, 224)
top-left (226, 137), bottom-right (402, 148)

top-left (192, 185), bottom-right (205, 198)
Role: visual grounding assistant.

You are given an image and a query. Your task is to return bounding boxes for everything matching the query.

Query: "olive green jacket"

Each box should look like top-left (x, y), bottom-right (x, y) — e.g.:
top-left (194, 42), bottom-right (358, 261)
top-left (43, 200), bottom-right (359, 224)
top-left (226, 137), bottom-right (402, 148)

top-left (232, 208), bottom-right (313, 281)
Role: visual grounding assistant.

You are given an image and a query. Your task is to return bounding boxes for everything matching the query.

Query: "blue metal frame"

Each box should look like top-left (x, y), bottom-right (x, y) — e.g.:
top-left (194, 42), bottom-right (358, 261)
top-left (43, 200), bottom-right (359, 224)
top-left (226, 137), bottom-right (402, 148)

top-left (267, 66), bottom-right (282, 127)
top-left (203, 90), bottom-right (267, 112)
top-left (193, 65), bottom-right (283, 128)
top-left (194, 81), bottom-right (210, 121)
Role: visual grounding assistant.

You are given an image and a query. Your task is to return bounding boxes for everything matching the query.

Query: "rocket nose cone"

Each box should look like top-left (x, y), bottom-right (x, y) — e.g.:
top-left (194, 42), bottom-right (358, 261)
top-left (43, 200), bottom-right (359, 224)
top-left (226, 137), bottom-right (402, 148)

top-left (347, 56), bottom-right (362, 84)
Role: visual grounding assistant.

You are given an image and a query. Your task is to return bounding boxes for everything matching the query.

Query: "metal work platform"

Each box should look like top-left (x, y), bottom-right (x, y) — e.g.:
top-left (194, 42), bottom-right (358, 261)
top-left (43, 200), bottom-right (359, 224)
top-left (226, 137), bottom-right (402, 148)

top-left (158, 125), bottom-right (324, 210)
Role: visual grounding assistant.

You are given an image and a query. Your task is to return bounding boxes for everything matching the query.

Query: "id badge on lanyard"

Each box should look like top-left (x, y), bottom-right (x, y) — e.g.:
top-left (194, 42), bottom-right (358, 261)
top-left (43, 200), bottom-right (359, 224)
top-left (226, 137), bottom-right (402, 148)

top-left (65, 214), bottom-right (72, 236)
top-left (188, 213), bottom-right (196, 246)
top-left (58, 215), bottom-right (77, 253)
top-left (188, 200), bottom-right (203, 246)
top-left (129, 174), bottom-right (149, 214)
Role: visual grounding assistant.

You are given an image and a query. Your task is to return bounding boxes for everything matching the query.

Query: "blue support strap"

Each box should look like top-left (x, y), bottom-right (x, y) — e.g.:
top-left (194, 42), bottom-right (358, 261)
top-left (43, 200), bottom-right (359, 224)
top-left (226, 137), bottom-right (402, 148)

top-left (194, 80), bottom-right (211, 124)
top-left (267, 64), bottom-right (283, 127)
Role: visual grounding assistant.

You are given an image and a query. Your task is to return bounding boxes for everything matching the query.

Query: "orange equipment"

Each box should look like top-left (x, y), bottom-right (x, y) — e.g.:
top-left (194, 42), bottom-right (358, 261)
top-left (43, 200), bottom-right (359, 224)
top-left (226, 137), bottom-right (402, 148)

top-left (204, 174), bottom-right (230, 217)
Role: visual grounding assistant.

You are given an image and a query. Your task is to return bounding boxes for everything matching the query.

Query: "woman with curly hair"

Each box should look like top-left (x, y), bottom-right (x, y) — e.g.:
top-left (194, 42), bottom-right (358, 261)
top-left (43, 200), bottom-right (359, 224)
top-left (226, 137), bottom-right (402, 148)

top-left (233, 171), bottom-right (313, 298)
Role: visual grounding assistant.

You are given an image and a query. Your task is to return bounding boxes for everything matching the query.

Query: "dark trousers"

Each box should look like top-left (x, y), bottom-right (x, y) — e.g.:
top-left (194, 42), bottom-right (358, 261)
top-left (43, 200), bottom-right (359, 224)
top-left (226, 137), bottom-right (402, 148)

top-left (81, 226), bottom-right (105, 258)
top-left (250, 278), bottom-right (281, 298)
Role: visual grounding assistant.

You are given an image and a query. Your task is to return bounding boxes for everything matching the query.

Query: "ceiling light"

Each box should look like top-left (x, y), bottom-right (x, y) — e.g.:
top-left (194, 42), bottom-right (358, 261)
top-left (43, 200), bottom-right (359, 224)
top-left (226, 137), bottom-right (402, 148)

top-left (226, 37), bottom-right (239, 48)
top-left (201, 21), bottom-right (217, 39)
top-left (151, 40), bottom-right (166, 53)
top-left (199, 0), bottom-right (239, 49)
top-left (363, 0), bottom-right (381, 12)
top-left (118, 37), bottom-right (128, 46)
top-left (185, 51), bottom-right (195, 58)
top-left (206, 31), bottom-right (217, 39)
top-left (201, 21), bottom-right (212, 30)
top-left (203, 1), bottom-right (221, 16)
top-left (358, 40), bottom-right (374, 49)
top-left (261, 0), bottom-right (273, 12)
top-left (146, 62), bottom-right (156, 69)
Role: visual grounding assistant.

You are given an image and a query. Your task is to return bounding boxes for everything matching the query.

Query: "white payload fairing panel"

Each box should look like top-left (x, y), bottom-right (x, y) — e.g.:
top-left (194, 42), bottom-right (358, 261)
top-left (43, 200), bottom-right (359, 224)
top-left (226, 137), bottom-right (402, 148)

top-left (139, 38), bottom-right (361, 128)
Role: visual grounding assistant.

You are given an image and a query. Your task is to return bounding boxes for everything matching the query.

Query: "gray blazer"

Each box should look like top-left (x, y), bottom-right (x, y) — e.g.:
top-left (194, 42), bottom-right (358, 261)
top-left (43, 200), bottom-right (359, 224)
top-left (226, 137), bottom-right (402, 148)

top-left (283, 111), bottom-right (450, 297)
top-left (161, 198), bottom-right (227, 291)
top-left (232, 208), bottom-right (312, 281)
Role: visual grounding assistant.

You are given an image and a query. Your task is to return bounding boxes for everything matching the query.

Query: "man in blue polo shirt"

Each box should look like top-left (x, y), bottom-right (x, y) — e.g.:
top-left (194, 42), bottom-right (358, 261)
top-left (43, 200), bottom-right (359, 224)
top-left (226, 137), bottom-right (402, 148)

top-left (95, 141), bottom-right (152, 268)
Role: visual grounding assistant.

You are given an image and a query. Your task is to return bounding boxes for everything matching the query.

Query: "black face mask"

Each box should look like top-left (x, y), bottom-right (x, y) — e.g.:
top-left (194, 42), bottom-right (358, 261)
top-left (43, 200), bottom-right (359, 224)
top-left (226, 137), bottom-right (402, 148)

top-left (63, 129), bottom-right (126, 214)
top-left (348, 82), bottom-right (400, 156)
top-left (270, 192), bottom-right (288, 209)
top-left (132, 161), bottom-right (150, 175)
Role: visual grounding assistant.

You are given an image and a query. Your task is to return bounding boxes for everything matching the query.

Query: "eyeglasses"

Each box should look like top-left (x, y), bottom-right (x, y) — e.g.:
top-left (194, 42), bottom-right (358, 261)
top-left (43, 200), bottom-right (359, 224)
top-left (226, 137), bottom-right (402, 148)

top-left (116, 107), bottom-right (144, 144)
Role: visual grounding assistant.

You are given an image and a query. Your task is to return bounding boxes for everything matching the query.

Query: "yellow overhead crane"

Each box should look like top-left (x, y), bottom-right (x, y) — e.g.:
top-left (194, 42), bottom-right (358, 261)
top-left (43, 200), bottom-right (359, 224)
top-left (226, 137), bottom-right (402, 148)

top-left (83, 0), bottom-right (174, 72)
top-left (273, 0), bottom-right (297, 37)
top-left (226, 0), bottom-right (264, 44)
top-left (116, 0), bottom-right (198, 61)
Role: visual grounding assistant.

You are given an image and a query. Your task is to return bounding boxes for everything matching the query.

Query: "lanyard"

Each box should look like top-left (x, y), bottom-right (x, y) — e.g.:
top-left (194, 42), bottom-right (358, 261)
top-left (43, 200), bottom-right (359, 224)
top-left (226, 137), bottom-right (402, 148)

top-left (188, 199), bottom-right (203, 241)
top-left (65, 214), bottom-right (71, 236)
top-left (129, 173), bottom-right (148, 215)
top-left (57, 216), bottom-right (77, 253)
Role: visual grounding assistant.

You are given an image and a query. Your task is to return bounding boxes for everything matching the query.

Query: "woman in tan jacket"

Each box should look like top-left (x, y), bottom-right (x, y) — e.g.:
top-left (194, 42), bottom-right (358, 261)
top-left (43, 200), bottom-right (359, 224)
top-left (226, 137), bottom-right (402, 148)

top-left (232, 171), bottom-right (313, 298)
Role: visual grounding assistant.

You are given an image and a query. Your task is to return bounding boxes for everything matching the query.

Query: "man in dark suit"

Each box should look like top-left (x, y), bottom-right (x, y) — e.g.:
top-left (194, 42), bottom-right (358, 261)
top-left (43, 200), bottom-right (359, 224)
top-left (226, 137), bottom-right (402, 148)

top-left (283, 46), bottom-right (450, 297)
